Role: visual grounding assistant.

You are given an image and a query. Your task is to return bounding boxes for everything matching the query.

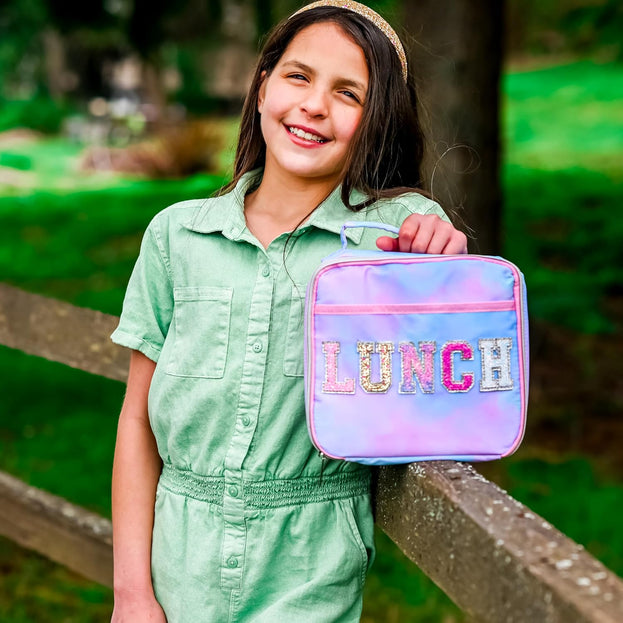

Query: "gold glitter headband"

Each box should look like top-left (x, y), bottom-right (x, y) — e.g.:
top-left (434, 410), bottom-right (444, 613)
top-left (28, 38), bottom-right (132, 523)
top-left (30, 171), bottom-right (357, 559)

top-left (291, 0), bottom-right (408, 82)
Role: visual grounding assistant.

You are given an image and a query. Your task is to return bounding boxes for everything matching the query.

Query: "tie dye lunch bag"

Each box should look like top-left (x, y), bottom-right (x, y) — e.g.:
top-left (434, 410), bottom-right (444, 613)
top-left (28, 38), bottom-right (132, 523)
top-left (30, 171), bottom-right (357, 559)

top-left (304, 221), bottom-right (529, 465)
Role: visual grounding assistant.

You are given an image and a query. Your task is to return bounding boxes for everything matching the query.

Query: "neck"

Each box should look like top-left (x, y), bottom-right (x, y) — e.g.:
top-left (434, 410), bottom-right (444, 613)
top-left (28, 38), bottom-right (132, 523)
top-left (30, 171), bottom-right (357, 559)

top-left (243, 166), bottom-right (340, 248)
top-left (247, 166), bottom-right (339, 222)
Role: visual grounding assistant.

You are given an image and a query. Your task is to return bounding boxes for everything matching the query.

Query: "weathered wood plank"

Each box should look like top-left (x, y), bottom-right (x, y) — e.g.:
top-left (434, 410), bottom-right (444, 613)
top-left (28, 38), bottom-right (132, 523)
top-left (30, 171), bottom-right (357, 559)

top-left (0, 283), bottom-right (128, 381)
top-left (0, 470), bottom-right (113, 587)
top-left (375, 461), bottom-right (623, 623)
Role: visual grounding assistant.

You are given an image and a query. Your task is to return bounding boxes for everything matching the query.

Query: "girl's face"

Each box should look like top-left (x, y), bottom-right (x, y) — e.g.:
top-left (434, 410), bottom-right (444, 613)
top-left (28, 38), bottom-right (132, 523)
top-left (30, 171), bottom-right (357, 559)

top-left (257, 22), bottom-right (369, 189)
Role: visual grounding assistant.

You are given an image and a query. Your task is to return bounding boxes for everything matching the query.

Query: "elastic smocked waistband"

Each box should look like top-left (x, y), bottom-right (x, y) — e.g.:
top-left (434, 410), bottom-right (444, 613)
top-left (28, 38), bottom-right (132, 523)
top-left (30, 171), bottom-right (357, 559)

top-left (159, 464), bottom-right (371, 509)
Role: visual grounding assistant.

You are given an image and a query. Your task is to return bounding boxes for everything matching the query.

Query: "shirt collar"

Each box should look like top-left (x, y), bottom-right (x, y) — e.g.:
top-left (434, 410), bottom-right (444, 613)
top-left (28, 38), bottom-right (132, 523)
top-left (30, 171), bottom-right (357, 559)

top-left (299, 183), bottom-right (369, 243)
top-left (182, 170), bottom-right (259, 241)
top-left (183, 168), bottom-right (369, 243)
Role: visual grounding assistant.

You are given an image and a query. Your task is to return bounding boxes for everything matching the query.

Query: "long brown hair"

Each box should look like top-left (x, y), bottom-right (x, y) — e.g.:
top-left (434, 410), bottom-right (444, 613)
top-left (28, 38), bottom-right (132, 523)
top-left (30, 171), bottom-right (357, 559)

top-left (225, 6), bottom-right (428, 211)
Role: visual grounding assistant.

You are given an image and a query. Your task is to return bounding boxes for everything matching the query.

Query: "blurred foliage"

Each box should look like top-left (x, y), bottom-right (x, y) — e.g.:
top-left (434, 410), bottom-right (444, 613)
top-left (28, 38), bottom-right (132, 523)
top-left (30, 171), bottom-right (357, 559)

top-left (0, 175), bottom-right (226, 312)
top-left (0, 0), bottom-right (47, 99)
top-left (506, 0), bottom-right (623, 59)
top-left (502, 61), bottom-right (623, 333)
top-left (0, 96), bottom-right (72, 134)
top-left (0, 0), bottom-right (233, 122)
top-left (504, 165), bottom-right (623, 333)
top-left (79, 120), bottom-right (224, 178)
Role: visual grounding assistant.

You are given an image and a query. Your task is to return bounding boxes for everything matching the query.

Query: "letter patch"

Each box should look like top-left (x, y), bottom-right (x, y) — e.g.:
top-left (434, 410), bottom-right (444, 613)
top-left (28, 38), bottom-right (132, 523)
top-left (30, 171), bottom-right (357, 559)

top-left (399, 341), bottom-right (436, 394)
top-left (441, 341), bottom-right (475, 393)
top-left (322, 341), bottom-right (355, 394)
top-left (479, 338), bottom-right (513, 391)
top-left (357, 341), bottom-right (394, 393)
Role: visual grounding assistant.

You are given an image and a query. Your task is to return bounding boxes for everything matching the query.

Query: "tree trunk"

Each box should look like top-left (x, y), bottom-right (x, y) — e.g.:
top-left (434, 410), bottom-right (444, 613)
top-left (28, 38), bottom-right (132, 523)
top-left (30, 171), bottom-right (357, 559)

top-left (402, 0), bottom-right (504, 254)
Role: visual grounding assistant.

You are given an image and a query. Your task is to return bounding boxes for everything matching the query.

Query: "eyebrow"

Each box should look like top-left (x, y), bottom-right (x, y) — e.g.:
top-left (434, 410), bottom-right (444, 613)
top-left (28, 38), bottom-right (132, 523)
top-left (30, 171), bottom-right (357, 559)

top-left (281, 60), bottom-right (367, 93)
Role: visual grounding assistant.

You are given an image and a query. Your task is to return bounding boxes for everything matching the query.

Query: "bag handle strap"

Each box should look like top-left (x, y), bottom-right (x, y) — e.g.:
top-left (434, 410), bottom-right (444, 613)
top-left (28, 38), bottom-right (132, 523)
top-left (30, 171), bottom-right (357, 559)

top-left (340, 221), bottom-right (400, 250)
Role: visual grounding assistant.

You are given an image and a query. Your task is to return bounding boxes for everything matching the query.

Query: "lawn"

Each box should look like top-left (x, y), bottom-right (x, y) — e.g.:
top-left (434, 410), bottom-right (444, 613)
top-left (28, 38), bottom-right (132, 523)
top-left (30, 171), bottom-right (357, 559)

top-left (1, 60), bottom-right (622, 621)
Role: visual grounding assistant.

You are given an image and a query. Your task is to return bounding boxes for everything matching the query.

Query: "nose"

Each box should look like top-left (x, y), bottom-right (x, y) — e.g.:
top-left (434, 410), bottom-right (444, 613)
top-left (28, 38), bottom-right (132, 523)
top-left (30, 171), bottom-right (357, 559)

top-left (300, 85), bottom-right (329, 118)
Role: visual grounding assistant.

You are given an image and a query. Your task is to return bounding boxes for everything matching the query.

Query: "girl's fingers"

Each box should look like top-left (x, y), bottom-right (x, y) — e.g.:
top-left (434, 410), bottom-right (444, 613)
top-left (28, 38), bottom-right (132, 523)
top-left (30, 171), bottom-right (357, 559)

top-left (375, 235), bottom-right (399, 251)
top-left (404, 218), bottom-right (434, 253)
top-left (377, 215), bottom-right (468, 255)
top-left (396, 217), bottom-right (421, 252)
top-left (442, 231), bottom-right (468, 254)
top-left (425, 227), bottom-right (452, 254)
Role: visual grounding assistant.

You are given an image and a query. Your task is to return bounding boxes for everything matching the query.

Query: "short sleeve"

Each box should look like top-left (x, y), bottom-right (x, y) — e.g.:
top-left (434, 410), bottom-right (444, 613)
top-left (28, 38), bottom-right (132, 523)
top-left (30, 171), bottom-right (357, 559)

top-left (397, 194), bottom-right (451, 224)
top-left (111, 219), bottom-right (174, 362)
top-left (372, 193), bottom-right (452, 228)
top-left (421, 199), bottom-right (451, 223)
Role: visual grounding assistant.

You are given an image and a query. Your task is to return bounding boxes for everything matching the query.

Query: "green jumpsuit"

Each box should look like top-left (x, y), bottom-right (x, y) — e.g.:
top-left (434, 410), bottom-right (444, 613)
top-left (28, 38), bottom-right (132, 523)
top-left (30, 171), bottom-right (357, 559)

top-left (111, 170), bottom-right (448, 622)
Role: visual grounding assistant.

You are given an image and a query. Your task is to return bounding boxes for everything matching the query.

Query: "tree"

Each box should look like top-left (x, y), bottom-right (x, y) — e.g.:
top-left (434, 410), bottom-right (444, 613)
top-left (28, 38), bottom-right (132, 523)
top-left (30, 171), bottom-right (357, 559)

top-left (402, 0), bottom-right (504, 254)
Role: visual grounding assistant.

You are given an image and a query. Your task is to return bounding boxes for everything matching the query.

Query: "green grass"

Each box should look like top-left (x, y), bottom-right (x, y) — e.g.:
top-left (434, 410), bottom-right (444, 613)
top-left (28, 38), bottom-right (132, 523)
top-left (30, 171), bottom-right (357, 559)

top-left (0, 538), bottom-right (112, 623)
top-left (0, 176), bottom-right (226, 313)
top-left (0, 347), bottom-right (122, 515)
top-left (503, 165), bottom-right (623, 332)
top-left (1, 60), bottom-right (622, 620)
top-left (0, 347), bottom-right (119, 622)
top-left (503, 60), bottom-right (623, 333)
top-left (503, 60), bottom-right (623, 173)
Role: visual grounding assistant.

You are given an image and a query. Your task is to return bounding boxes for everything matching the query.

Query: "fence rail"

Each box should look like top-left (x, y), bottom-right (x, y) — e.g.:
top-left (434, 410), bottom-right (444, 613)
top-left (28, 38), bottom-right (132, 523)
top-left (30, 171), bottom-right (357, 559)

top-left (1, 283), bottom-right (623, 622)
top-left (0, 469), bottom-right (112, 587)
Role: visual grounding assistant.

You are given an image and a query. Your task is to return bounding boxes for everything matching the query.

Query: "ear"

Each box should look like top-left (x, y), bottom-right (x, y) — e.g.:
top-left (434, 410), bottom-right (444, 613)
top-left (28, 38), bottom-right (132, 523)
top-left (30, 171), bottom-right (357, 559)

top-left (257, 70), bottom-right (267, 114)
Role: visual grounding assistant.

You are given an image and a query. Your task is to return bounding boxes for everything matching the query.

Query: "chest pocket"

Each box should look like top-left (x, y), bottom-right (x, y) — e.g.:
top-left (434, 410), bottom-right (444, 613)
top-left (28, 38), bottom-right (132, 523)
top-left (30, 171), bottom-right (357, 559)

top-left (166, 286), bottom-right (233, 378)
top-left (283, 285), bottom-right (305, 377)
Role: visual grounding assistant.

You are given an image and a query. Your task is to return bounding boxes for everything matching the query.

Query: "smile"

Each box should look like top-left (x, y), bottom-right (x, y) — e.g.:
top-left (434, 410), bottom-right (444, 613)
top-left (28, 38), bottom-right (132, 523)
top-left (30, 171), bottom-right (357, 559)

top-left (287, 126), bottom-right (328, 143)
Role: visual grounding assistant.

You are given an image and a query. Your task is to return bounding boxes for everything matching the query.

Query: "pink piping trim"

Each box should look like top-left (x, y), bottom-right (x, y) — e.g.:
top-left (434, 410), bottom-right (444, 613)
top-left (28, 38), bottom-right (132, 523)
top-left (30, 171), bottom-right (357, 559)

top-left (314, 300), bottom-right (515, 315)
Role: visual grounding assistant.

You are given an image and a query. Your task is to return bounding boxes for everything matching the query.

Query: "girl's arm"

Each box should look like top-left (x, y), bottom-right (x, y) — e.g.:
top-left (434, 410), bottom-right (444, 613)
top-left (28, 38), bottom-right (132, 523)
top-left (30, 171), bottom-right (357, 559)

top-left (111, 350), bottom-right (166, 622)
top-left (376, 213), bottom-right (468, 254)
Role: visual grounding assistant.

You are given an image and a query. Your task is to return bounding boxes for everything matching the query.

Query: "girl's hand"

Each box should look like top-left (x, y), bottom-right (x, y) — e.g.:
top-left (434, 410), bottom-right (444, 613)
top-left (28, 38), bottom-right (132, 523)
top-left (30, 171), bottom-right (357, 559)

top-left (111, 592), bottom-right (167, 623)
top-left (376, 213), bottom-right (468, 254)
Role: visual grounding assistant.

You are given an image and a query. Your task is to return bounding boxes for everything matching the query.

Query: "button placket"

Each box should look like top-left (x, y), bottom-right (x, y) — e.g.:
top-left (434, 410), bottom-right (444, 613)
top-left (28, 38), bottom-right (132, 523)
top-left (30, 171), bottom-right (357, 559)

top-left (221, 248), bottom-right (275, 590)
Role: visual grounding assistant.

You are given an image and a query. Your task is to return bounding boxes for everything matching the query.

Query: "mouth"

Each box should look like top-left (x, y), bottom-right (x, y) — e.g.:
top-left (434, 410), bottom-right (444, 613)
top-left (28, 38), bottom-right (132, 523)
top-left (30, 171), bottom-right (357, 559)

top-left (286, 125), bottom-right (328, 144)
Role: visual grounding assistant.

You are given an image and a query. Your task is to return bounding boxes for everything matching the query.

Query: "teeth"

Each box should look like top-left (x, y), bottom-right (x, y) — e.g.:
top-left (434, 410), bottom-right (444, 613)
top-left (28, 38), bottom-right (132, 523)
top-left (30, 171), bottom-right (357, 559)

top-left (288, 126), bottom-right (325, 143)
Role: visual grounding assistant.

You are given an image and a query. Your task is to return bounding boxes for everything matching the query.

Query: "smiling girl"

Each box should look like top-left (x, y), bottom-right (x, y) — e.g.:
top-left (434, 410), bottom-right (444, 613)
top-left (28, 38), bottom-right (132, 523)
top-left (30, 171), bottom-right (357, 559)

top-left (110, 2), bottom-right (466, 622)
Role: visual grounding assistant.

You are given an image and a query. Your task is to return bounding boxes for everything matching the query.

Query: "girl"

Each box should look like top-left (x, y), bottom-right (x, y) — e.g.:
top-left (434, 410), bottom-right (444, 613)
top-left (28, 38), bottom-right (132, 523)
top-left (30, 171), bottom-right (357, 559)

top-left (110, 2), bottom-right (467, 622)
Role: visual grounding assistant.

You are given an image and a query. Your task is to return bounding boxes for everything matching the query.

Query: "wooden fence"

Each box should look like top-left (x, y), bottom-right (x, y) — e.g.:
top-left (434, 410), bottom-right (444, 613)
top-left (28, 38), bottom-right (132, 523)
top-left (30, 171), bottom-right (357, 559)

top-left (1, 282), bottom-right (622, 622)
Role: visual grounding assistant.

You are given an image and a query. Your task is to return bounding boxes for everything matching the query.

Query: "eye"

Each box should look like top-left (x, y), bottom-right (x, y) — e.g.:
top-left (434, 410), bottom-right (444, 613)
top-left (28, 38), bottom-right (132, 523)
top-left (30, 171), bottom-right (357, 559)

top-left (340, 90), bottom-right (362, 104)
top-left (287, 73), bottom-right (308, 82)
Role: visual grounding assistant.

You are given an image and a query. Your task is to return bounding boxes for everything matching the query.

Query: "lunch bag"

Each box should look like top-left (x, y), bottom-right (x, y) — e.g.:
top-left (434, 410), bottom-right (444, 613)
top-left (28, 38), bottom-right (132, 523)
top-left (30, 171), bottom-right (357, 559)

top-left (304, 221), bottom-right (529, 465)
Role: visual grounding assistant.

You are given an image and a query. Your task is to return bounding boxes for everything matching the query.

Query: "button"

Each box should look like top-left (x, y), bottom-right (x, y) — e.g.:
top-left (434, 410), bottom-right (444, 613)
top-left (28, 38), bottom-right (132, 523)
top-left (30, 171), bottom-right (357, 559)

top-left (228, 485), bottom-right (239, 498)
top-left (262, 265), bottom-right (270, 277)
top-left (241, 416), bottom-right (251, 426)
top-left (226, 556), bottom-right (238, 568)
top-left (252, 341), bottom-right (263, 353)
